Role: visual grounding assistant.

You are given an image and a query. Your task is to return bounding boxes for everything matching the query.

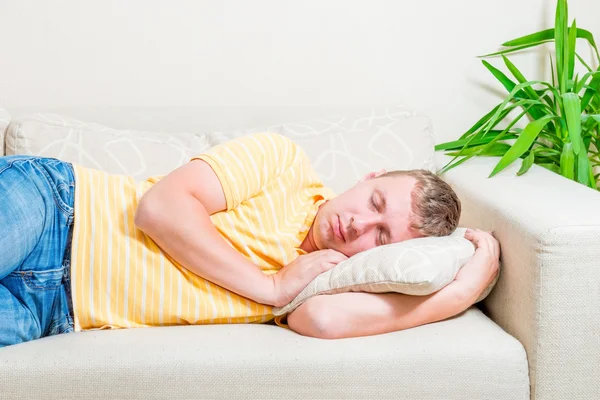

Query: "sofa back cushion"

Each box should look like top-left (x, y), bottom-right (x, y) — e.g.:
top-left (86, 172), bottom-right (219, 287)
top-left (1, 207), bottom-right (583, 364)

top-left (5, 106), bottom-right (435, 193)
top-left (0, 108), bottom-right (10, 156)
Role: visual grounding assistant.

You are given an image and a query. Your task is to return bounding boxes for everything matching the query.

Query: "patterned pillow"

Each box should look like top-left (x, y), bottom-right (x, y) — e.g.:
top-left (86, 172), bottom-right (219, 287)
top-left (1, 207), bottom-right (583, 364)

top-left (273, 228), bottom-right (500, 316)
top-left (0, 108), bottom-right (10, 156)
top-left (4, 106), bottom-right (435, 194)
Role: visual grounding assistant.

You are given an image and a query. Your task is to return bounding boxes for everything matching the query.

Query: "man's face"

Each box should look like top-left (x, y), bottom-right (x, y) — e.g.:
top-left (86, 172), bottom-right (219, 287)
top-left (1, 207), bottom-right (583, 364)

top-left (309, 170), bottom-right (423, 257)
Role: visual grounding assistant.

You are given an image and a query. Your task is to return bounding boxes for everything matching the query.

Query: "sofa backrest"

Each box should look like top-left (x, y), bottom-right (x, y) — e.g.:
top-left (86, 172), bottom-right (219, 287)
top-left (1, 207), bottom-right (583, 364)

top-left (0, 108), bottom-right (10, 157)
top-left (2, 106), bottom-right (435, 194)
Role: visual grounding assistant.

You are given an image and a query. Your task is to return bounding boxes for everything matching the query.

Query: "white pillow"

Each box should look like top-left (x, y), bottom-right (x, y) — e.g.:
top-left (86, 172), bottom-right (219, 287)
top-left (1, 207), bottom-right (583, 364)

top-left (273, 228), bottom-right (499, 316)
top-left (5, 106), bottom-right (435, 192)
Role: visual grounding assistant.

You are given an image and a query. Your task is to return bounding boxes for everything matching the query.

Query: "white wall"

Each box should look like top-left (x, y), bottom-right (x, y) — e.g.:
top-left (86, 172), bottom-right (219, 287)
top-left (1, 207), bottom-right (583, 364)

top-left (1, 0), bottom-right (599, 142)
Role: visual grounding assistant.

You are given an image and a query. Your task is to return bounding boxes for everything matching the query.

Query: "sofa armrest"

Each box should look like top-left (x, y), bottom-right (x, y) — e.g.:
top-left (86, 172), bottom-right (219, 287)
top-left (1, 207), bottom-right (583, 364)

top-left (435, 154), bottom-right (600, 400)
top-left (0, 107), bottom-right (10, 156)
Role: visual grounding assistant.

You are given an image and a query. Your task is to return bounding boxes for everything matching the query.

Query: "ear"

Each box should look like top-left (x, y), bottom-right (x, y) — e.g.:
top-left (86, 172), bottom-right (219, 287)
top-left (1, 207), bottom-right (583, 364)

top-left (360, 169), bottom-right (387, 182)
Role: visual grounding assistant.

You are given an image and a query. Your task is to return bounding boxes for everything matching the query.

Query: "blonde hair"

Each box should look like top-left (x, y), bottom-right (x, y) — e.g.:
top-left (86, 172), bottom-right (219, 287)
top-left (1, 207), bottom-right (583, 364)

top-left (379, 170), bottom-right (461, 237)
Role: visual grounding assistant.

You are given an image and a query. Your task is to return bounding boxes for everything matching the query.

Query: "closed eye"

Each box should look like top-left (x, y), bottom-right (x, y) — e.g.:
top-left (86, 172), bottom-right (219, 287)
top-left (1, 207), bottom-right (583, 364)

top-left (371, 196), bottom-right (379, 212)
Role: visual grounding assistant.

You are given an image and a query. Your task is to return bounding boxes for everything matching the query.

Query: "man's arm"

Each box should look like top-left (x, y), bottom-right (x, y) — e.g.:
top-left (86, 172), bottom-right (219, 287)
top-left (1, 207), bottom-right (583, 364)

top-left (135, 136), bottom-right (346, 308)
top-left (287, 283), bottom-right (472, 339)
top-left (135, 159), bottom-right (276, 305)
top-left (288, 229), bottom-right (500, 339)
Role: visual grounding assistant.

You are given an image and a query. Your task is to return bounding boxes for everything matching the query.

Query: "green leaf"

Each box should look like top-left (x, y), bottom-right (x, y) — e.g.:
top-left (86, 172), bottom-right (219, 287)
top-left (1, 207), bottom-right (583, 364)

top-left (489, 115), bottom-right (556, 177)
top-left (480, 41), bottom-right (552, 57)
top-left (482, 60), bottom-right (519, 93)
top-left (574, 70), bottom-right (600, 94)
top-left (437, 153), bottom-right (477, 175)
top-left (500, 28), bottom-right (599, 62)
top-left (447, 143), bottom-right (512, 157)
top-left (441, 102), bottom-right (534, 173)
top-left (582, 68), bottom-right (600, 110)
top-left (502, 55), bottom-right (540, 99)
top-left (533, 147), bottom-right (562, 160)
top-left (445, 82), bottom-right (558, 173)
top-left (435, 131), bottom-right (517, 151)
top-left (567, 20), bottom-right (577, 82)
top-left (550, 54), bottom-right (556, 86)
top-left (481, 61), bottom-right (546, 120)
top-left (563, 93), bottom-right (582, 154)
top-left (555, 0), bottom-right (567, 93)
top-left (576, 52), bottom-right (592, 72)
top-left (517, 151), bottom-right (535, 176)
top-left (576, 144), bottom-right (593, 187)
top-left (538, 162), bottom-right (561, 174)
top-left (459, 104), bottom-right (501, 139)
top-left (560, 142), bottom-right (575, 179)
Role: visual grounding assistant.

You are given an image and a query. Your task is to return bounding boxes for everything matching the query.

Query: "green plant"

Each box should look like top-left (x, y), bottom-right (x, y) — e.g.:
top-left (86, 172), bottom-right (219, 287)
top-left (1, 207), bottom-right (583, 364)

top-left (436, 0), bottom-right (600, 190)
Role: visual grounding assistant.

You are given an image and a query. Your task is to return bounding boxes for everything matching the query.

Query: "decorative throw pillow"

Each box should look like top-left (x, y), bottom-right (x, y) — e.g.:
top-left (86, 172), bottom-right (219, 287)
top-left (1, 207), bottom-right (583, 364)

top-left (273, 228), bottom-right (500, 316)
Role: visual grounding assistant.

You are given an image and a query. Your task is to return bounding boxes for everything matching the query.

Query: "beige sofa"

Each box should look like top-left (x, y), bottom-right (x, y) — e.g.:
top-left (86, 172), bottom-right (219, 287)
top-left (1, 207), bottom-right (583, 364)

top-left (0, 106), bottom-right (598, 400)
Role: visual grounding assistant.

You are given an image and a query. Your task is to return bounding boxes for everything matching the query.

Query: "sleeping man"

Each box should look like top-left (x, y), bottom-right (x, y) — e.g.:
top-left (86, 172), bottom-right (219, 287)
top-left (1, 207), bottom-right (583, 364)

top-left (0, 132), bottom-right (499, 347)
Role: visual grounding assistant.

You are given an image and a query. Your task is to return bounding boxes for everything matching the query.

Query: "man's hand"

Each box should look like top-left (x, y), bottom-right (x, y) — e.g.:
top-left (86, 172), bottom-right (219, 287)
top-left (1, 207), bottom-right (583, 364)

top-left (270, 250), bottom-right (347, 307)
top-left (454, 228), bottom-right (501, 303)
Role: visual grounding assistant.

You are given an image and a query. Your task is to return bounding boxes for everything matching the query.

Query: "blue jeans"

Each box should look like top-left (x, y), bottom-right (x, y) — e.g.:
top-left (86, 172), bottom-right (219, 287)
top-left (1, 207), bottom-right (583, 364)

top-left (0, 155), bottom-right (75, 348)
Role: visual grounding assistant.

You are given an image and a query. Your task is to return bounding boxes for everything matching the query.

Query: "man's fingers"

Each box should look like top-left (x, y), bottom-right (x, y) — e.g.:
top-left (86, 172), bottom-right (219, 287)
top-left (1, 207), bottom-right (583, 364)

top-left (327, 250), bottom-right (348, 263)
top-left (466, 229), bottom-right (500, 257)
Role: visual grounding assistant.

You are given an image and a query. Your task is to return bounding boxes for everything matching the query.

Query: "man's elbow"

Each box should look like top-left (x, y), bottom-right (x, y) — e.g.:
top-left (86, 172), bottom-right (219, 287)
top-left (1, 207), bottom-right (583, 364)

top-left (287, 299), bottom-right (340, 340)
top-left (134, 197), bottom-right (160, 232)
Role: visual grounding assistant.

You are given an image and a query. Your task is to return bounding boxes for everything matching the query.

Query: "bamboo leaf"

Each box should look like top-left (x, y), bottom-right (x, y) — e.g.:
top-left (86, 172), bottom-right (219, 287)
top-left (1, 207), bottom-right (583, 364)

top-left (563, 93), bottom-right (582, 154)
top-left (567, 20), bottom-right (577, 82)
top-left (500, 28), bottom-right (599, 62)
top-left (437, 154), bottom-right (477, 175)
top-left (489, 115), bottom-right (556, 177)
top-left (445, 82), bottom-right (560, 173)
top-left (582, 69), bottom-right (600, 110)
top-left (441, 102), bottom-right (533, 172)
top-left (517, 151), bottom-right (535, 176)
top-left (482, 60), bottom-right (520, 93)
top-left (481, 61), bottom-right (546, 119)
top-left (538, 163), bottom-right (561, 174)
top-left (574, 70), bottom-right (600, 94)
top-left (576, 144), bottom-right (593, 187)
top-left (555, 0), bottom-right (567, 92)
top-left (550, 54), bottom-right (556, 86)
top-left (576, 52), bottom-right (592, 72)
top-left (435, 132), bottom-right (517, 151)
top-left (502, 55), bottom-right (540, 99)
top-left (480, 41), bottom-right (552, 57)
top-left (560, 142), bottom-right (575, 179)
top-left (459, 104), bottom-right (501, 139)
top-left (447, 143), bottom-right (512, 157)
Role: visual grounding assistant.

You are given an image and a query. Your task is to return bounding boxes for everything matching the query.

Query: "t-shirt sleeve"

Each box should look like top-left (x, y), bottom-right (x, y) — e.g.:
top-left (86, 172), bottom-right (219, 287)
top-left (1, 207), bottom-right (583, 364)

top-left (192, 132), bottom-right (300, 211)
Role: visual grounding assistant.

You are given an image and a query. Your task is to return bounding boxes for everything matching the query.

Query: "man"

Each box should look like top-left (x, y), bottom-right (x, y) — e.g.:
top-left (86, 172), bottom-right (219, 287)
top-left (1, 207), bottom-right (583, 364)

top-left (0, 132), bottom-right (499, 347)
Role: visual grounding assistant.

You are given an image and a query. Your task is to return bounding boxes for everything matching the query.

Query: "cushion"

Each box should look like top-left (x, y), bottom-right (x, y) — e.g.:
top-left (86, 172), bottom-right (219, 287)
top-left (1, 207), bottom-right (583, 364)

top-left (0, 107), bottom-right (10, 156)
top-left (272, 106), bottom-right (436, 194)
top-left (273, 228), bottom-right (500, 316)
top-left (0, 308), bottom-right (529, 400)
top-left (5, 106), bottom-right (435, 194)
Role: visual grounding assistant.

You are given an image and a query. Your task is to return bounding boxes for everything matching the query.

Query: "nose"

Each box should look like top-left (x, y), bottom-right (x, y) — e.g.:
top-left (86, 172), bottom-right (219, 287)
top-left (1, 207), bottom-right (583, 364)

top-left (350, 215), bottom-right (380, 237)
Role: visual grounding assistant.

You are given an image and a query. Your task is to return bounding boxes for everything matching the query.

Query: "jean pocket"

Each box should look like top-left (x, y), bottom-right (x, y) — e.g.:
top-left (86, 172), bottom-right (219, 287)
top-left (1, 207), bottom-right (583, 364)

top-left (47, 315), bottom-right (74, 336)
top-left (20, 267), bottom-right (65, 291)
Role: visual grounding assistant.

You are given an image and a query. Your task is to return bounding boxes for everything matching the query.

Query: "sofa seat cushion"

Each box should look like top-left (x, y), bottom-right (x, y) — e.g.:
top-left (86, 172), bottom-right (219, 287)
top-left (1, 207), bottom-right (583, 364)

top-left (0, 308), bottom-right (529, 400)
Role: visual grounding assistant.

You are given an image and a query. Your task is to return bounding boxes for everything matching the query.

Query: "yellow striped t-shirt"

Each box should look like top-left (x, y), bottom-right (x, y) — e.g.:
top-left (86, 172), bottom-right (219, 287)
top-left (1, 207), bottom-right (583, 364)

top-left (70, 132), bottom-right (335, 331)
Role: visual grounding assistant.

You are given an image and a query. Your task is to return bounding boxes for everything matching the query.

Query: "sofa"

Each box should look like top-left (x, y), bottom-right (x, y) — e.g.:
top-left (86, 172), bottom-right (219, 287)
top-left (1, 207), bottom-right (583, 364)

top-left (0, 105), bottom-right (598, 400)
